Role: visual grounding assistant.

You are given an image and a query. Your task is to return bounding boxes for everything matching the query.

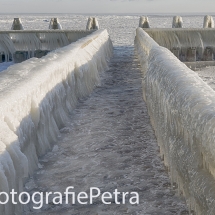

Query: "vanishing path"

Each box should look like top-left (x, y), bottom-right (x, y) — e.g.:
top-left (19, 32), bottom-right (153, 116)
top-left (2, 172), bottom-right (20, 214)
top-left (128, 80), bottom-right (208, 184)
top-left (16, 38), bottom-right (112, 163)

top-left (25, 47), bottom-right (188, 215)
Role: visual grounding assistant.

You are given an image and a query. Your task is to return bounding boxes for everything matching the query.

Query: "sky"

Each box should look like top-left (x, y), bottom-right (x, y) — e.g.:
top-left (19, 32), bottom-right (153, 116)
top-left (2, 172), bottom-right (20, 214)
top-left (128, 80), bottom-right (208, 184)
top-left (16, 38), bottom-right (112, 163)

top-left (0, 0), bottom-right (214, 14)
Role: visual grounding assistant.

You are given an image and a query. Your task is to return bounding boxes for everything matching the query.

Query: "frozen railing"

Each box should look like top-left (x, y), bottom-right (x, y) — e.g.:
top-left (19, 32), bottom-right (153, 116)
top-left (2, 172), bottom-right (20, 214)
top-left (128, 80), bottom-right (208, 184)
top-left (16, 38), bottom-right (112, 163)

top-left (144, 28), bottom-right (215, 62)
top-left (0, 29), bottom-right (112, 214)
top-left (0, 30), bottom-right (94, 62)
top-left (135, 27), bottom-right (215, 215)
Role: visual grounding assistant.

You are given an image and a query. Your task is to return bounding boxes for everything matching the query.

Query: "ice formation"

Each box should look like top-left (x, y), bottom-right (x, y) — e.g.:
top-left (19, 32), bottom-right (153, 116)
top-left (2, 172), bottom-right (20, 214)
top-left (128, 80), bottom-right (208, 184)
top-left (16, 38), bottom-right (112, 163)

top-left (86, 17), bottom-right (99, 30)
top-left (11, 18), bottom-right (24, 30)
top-left (172, 16), bottom-right (183, 28)
top-left (139, 16), bottom-right (150, 28)
top-left (0, 29), bottom-right (112, 214)
top-left (49, 18), bottom-right (62, 30)
top-left (144, 28), bottom-right (215, 61)
top-left (135, 27), bottom-right (215, 214)
top-left (203, 15), bottom-right (214, 28)
top-left (0, 30), bottom-right (92, 62)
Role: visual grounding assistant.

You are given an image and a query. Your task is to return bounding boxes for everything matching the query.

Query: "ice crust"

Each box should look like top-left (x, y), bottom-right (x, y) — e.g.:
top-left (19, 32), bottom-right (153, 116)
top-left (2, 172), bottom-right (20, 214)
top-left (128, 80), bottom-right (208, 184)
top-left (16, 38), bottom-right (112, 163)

top-left (0, 29), bottom-right (112, 214)
top-left (135, 27), bottom-right (215, 214)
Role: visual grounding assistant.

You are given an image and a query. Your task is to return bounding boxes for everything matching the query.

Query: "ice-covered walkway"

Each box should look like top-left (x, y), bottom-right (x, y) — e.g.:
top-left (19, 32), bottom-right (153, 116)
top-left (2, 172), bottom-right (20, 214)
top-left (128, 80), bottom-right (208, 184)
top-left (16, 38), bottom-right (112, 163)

top-left (25, 46), bottom-right (188, 215)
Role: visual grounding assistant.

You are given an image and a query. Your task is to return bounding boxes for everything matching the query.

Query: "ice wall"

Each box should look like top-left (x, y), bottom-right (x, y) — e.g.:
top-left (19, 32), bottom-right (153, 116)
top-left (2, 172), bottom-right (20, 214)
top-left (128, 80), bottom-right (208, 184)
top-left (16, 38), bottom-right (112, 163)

top-left (144, 28), bottom-right (215, 61)
top-left (11, 18), bottom-right (24, 30)
top-left (0, 30), bottom-right (93, 62)
top-left (0, 29), bottom-right (112, 214)
top-left (139, 16), bottom-right (150, 28)
top-left (203, 15), bottom-right (214, 28)
top-left (135, 27), bottom-right (215, 214)
top-left (172, 16), bottom-right (183, 28)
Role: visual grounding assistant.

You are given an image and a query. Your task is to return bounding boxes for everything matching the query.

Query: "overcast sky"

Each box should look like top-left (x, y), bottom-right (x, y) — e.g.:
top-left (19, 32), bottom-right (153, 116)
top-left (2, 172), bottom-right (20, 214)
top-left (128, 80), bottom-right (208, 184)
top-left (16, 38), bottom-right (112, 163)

top-left (0, 0), bottom-right (214, 14)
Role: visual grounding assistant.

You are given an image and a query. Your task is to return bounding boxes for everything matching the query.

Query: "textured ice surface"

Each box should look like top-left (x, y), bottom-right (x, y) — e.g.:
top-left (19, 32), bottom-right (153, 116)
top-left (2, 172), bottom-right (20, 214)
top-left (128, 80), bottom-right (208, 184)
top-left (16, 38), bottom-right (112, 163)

top-left (139, 16), bottom-right (150, 28)
top-left (203, 15), bottom-right (214, 28)
top-left (172, 16), bottom-right (183, 28)
top-left (24, 46), bottom-right (188, 215)
top-left (0, 29), bottom-right (112, 214)
top-left (135, 27), bottom-right (215, 214)
top-left (196, 66), bottom-right (215, 90)
top-left (0, 14), bottom-right (210, 214)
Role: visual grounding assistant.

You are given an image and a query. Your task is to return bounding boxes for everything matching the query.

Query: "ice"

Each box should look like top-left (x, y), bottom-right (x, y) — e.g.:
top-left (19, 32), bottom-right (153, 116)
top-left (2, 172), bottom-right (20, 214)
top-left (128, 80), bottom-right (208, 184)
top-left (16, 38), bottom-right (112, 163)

top-left (48, 18), bottom-right (62, 30)
top-left (144, 28), bottom-right (215, 61)
top-left (172, 16), bottom-right (183, 28)
top-left (139, 16), bottom-right (150, 28)
top-left (135, 27), bottom-right (215, 214)
top-left (0, 31), bottom-right (93, 63)
top-left (203, 15), bottom-right (214, 28)
top-left (86, 17), bottom-right (99, 30)
top-left (11, 18), bottom-right (24, 30)
top-left (0, 29), bottom-right (112, 214)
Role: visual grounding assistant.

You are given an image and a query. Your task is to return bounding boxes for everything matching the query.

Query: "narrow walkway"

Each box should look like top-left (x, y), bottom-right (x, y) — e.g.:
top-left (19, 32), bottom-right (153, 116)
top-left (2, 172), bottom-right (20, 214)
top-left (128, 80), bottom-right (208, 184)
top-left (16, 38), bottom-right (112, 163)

top-left (25, 47), bottom-right (188, 215)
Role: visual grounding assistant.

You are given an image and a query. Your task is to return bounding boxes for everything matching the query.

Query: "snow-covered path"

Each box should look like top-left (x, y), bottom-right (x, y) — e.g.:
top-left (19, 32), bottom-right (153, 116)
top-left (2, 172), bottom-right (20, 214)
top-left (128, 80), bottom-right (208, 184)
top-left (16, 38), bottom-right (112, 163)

top-left (25, 46), bottom-right (188, 215)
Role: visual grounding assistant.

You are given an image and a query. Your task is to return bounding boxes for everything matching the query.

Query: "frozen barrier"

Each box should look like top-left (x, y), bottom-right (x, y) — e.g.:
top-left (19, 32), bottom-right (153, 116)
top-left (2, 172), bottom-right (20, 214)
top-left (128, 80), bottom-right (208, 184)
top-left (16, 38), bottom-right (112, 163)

top-left (203, 15), bottom-right (214, 28)
top-left (0, 30), bottom-right (93, 62)
top-left (0, 29), bottom-right (112, 214)
top-left (139, 16), bottom-right (150, 28)
top-left (49, 18), bottom-right (62, 30)
top-left (144, 28), bottom-right (215, 61)
top-left (172, 16), bottom-right (183, 28)
top-left (135, 27), bottom-right (215, 215)
top-left (11, 18), bottom-right (24, 30)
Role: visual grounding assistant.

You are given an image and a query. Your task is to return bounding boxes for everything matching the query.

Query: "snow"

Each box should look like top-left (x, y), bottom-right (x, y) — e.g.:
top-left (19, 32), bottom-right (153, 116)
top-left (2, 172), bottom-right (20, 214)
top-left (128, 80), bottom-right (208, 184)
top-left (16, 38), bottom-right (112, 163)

top-left (135, 27), bottom-right (215, 214)
top-left (0, 29), bottom-right (112, 214)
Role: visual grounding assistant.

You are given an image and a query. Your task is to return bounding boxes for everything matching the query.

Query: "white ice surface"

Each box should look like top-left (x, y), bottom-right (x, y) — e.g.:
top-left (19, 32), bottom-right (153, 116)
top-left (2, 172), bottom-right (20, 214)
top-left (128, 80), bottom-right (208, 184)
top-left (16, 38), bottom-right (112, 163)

top-left (0, 29), bottom-right (112, 214)
top-left (135, 27), bottom-right (215, 215)
top-left (0, 14), bottom-right (213, 214)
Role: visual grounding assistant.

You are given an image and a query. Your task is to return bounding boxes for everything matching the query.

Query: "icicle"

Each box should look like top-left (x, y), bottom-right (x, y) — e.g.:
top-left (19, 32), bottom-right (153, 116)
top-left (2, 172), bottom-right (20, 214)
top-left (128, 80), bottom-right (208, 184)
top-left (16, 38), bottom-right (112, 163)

top-left (11, 18), bottom-right (24, 30)
top-left (38, 32), bottom-right (69, 50)
top-left (139, 16), bottom-right (150, 28)
top-left (172, 16), bottom-right (183, 28)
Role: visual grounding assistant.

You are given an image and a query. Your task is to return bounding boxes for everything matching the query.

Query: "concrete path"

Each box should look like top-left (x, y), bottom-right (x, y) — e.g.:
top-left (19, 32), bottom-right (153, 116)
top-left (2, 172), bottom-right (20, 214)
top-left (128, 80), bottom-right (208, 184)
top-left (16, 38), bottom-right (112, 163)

top-left (25, 46), bottom-right (189, 215)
